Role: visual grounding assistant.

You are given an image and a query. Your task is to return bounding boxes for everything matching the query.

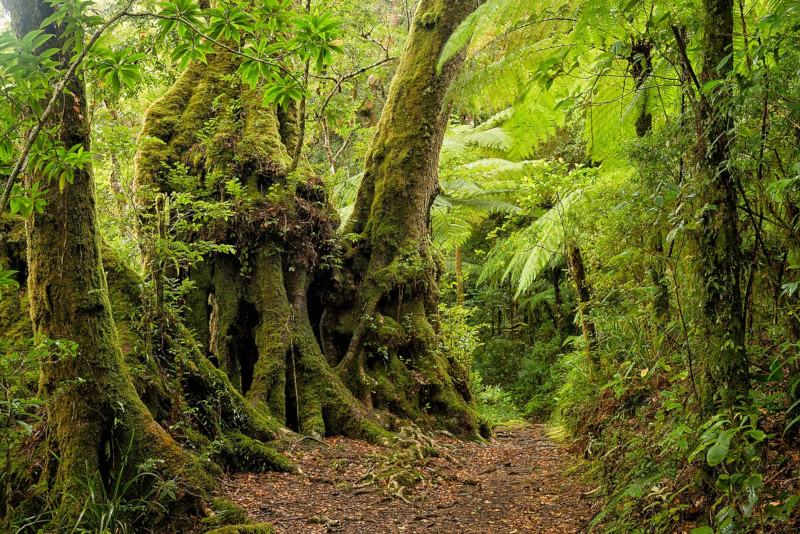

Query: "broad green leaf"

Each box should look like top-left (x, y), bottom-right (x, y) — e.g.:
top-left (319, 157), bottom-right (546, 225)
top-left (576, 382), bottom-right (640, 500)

top-left (706, 430), bottom-right (733, 466)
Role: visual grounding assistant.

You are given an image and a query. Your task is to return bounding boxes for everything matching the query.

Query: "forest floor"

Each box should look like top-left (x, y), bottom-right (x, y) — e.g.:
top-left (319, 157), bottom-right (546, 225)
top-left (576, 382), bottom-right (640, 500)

top-left (215, 423), bottom-right (598, 533)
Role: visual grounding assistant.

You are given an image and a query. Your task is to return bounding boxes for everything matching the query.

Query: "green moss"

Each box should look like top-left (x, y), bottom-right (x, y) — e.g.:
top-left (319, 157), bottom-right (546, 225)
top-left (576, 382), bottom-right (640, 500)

top-left (276, 99), bottom-right (300, 150)
top-left (184, 260), bottom-right (214, 352)
top-left (241, 86), bottom-right (292, 174)
top-left (4, 483), bottom-right (49, 532)
top-left (136, 48), bottom-right (292, 200)
top-left (214, 431), bottom-right (294, 473)
top-left (201, 497), bottom-right (249, 529)
top-left (177, 425), bottom-right (212, 451)
top-left (358, 420), bottom-right (395, 445)
top-left (181, 345), bottom-right (282, 442)
top-left (374, 314), bottom-right (405, 343)
top-left (378, 466), bottom-right (422, 487)
top-left (249, 253), bottom-right (290, 423)
top-left (0, 290), bottom-right (32, 340)
top-left (0, 218), bottom-right (32, 340)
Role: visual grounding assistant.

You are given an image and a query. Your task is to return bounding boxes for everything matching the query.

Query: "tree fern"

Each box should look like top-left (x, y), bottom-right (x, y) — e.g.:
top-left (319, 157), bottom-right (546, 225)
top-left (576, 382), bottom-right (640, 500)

top-left (480, 190), bottom-right (585, 298)
top-left (431, 177), bottom-right (522, 251)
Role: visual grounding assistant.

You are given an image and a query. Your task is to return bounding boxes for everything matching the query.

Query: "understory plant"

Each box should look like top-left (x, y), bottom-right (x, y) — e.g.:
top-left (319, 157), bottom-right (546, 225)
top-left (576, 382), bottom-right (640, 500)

top-left (65, 434), bottom-right (178, 534)
top-left (0, 338), bottom-right (42, 522)
top-left (553, 315), bottom-right (800, 533)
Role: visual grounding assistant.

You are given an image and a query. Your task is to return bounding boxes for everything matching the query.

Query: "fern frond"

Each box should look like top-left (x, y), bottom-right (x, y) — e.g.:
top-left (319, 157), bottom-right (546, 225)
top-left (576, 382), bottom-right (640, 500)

top-left (480, 190), bottom-right (585, 297)
top-left (462, 127), bottom-right (513, 151)
top-left (431, 205), bottom-right (475, 251)
top-left (519, 286), bottom-right (555, 311)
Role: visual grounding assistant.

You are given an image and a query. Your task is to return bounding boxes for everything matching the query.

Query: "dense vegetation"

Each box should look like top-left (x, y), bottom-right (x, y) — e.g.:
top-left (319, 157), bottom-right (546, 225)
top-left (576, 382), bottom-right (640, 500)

top-left (0, 0), bottom-right (799, 532)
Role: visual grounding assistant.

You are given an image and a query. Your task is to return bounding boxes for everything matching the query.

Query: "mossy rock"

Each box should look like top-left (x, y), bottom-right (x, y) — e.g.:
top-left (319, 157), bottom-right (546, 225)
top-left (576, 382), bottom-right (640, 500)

top-left (201, 498), bottom-right (249, 529)
top-left (205, 523), bottom-right (275, 534)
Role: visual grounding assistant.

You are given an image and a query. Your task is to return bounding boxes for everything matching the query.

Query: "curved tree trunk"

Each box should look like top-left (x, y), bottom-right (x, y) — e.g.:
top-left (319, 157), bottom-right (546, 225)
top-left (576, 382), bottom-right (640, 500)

top-left (323, 0), bottom-right (485, 436)
top-left (1, 0), bottom-right (206, 512)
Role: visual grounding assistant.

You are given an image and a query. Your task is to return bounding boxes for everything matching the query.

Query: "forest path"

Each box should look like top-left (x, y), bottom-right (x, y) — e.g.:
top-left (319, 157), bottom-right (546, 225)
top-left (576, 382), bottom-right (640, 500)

top-left (216, 423), bottom-right (597, 533)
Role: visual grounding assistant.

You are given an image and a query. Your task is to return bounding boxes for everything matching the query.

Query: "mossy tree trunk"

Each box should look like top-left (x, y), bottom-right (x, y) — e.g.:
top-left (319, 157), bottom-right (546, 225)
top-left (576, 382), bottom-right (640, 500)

top-left (2, 0), bottom-right (204, 510)
top-left (693, 0), bottom-right (749, 410)
top-left (322, 0), bottom-right (485, 436)
top-left (566, 244), bottom-right (598, 369)
top-left (135, 49), bottom-right (389, 442)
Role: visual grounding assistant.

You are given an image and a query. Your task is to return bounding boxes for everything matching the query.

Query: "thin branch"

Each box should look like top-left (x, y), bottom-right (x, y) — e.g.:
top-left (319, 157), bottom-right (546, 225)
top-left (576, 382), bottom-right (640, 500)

top-left (318, 57), bottom-right (397, 117)
top-left (0, 0), bottom-right (135, 215)
top-left (359, 31), bottom-right (390, 59)
top-left (669, 25), bottom-right (711, 114)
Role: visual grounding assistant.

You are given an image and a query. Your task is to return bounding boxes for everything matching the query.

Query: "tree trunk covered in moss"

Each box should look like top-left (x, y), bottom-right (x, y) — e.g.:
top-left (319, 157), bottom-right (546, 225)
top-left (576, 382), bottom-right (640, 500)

top-left (1, 228), bottom-right (290, 476)
top-left (566, 244), bottom-right (598, 369)
top-left (135, 48), bottom-right (389, 442)
top-left (1, 0), bottom-right (207, 511)
top-left (694, 0), bottom-right (749, 411)
top-left (322, 0), bottom-right (484, 436)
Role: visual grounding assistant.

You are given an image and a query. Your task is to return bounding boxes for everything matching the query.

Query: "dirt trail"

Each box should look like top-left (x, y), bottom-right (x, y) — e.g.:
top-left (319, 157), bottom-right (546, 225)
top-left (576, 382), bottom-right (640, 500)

top-left (217, 424), bottom-right (597, 533)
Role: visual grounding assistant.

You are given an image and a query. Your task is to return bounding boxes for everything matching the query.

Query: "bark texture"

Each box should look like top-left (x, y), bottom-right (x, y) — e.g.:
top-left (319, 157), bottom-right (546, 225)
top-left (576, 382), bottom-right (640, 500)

top-left (323, 0), bottom-right (485, 436)
top-left (694, 0), bottom-right (750, 410)
top-left (1, 0), bottom-right (209, 515)
top-left (135, 48), bottom-right (390, 441)
top-left (566, 244), bottom-right (598, 369)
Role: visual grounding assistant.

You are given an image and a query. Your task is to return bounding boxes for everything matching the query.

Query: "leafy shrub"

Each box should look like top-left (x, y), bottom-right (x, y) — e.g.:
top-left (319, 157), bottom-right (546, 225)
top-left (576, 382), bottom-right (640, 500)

top-left (436, 302), bottom-right (485, 373)
top-left (472, 338), bottom-right (528, 388)
top-left (471, 373), bottom-right (522, 425)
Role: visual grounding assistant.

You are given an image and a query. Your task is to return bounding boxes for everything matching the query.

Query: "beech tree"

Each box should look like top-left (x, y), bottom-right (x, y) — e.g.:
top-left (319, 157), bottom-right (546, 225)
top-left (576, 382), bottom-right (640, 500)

top-left (135, 0), bottom-right (486, 438)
